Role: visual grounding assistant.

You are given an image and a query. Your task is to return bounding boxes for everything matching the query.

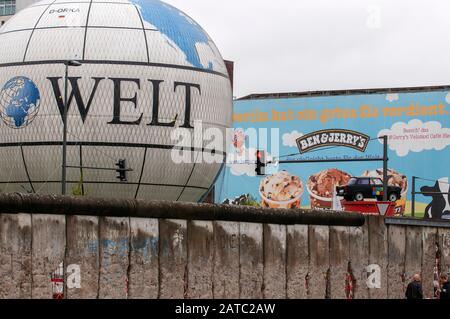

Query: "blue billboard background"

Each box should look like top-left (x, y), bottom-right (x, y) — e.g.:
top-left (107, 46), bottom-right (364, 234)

top-left (216, 89), bottom-right (450, 218)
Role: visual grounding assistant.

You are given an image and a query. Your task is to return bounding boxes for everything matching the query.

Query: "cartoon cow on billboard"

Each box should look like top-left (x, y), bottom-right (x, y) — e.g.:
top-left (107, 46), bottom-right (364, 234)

top-left (422, 178), bottom-right (450, 220)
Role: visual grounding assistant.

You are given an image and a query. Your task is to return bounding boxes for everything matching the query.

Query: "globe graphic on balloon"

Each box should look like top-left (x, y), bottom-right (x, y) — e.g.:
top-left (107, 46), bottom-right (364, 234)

top-left (0, 77), bottom-right (41, 129)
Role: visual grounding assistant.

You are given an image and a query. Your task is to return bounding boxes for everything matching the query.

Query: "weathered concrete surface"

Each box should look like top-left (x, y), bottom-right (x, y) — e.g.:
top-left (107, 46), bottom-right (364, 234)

top-left (263, 224), bottom-right (286, 299)
top-left (387, 225), bottom-right (406, 299)
top-left (98, 217), bottom-right (129, 299)
top-left (2, 197), bottom-right (450, 300)
top-left (438, 228), bottom-right (450, 277)
top-left (213, 221), bottom-right (239, 299)
top-left (187, 221), bottom-right (214, 299)
top-left (286, 225), bottom-right (309, 299)
top-left (308, 226), bottom-right (330, 299)
top-left (159, 219), bottom-right (187, 299)
top-left (0, 193), bottom-right (365, 227)
top-left (421, 227), bottom-right (437, 299)
top-left (239, 223), bottom-right (263, 299)
top-left (0, 214), bottom-right (32, 298)
top-left (32, 214), bottom-right (66, 299)
top-left (368, 216), bottom-right (388, 299)
top-left (329, 226), bottom-right (349, 299)
top-left (65, 216), bottom-right (99, 299)
top-left (349, 223), bottom-right (369, 299)
top-left (405, 227), bottom-right (423, 289)
top-left (129, 218), bottom-right (159, 299)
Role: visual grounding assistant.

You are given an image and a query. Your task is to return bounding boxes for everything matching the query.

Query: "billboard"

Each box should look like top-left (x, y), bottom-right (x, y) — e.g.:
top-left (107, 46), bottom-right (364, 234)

top-left (217, 89), bottom-right (450, 218)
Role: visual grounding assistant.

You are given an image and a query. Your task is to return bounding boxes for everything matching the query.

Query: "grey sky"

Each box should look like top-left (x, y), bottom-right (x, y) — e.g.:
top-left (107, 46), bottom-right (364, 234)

top-left (165, 0), bottom-right (450, 98)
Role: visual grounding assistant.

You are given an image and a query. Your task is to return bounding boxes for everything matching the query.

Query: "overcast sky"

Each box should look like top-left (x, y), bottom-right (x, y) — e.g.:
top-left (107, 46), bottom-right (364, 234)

top-left (165, 0), bottom-right (450, 98)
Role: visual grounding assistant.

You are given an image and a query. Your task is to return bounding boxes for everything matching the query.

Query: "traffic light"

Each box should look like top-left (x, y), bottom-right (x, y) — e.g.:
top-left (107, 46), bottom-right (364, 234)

top-left (116, 159), bottom-right (127, 182)
top-left (255, 150), bottom-right (266, 176)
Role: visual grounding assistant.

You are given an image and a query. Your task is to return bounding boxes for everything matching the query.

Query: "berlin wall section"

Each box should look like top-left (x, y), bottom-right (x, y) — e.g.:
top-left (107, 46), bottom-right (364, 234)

top-left (0, 196), bottom-right (447, 299)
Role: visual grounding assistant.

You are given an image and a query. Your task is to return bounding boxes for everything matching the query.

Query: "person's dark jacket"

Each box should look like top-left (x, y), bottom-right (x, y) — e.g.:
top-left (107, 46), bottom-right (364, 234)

top-left (405, 281), bottom-right (423, 299)
top-left (441, 281), bottom-right (450, 299)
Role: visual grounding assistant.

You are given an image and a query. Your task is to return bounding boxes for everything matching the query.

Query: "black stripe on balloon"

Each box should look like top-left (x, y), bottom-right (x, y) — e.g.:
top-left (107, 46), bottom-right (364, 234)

top-left (0, 180), bottom-right (209, 190)
top-left (0, 59), bottom-right (229, 78)
top-left (134, 146), bottom-right (148, 199)
top-left (134, 4), bottom-right (150, 64)
top-left (30, 1), bottom-right (133, 8)
top-left (20, 145), bottom-right (36, 193)
top-left (22, 0), bottom-right (58, 62)
top-left (0, 26), bottom-right (159, 35)
top-left (0, 141), bottom-right (227, 156)
top-left (82, 0), bottom-right (93, 60)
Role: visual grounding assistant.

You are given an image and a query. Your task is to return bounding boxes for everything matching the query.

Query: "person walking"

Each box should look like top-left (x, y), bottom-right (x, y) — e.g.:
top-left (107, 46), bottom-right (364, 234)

top-left (439, 274), bottom-right (450, 299)
top-left (405, 274), bottom-right (423, 299)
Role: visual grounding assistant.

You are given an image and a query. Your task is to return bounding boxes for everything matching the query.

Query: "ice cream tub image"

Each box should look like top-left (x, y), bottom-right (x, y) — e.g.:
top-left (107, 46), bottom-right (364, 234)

top-left (259, 171), bottom-right (304, 209)
top-left (361, 168), bottom-right (408, 216)
top-left (307, 168), bottom-right (352, 210)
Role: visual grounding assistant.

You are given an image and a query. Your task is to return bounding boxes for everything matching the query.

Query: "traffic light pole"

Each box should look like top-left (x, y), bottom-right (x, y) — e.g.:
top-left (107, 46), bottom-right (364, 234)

top-left (65, 161), bottom-right (132, 183)
top-left (65, 166), bottom-right (133, 172)
top-left (275, 158), bottom-right (385, 164)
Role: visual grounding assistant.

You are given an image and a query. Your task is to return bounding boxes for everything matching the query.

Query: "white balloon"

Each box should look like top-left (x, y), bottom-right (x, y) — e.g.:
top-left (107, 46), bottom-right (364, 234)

top-left (0, 0), bottom-right (232, 202)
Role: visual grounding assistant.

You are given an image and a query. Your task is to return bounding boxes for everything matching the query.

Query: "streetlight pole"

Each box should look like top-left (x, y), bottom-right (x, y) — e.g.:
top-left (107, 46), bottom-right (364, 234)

top-left (62, 60), bottom-right (81, 195)
top-left (62, 63), bottom-right (68, 195)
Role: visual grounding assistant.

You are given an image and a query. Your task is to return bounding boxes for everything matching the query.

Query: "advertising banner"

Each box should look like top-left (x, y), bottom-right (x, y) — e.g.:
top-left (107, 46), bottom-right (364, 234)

top-left (217, 89), bottom-right (450, 218)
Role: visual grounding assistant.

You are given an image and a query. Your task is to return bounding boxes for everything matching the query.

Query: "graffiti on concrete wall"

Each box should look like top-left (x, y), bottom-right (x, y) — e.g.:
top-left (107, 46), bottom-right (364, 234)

top-left (172, 229), bottom-right (184, 251)
top-left (51, 262), bottom-right (64, 299)
top-left (366, 264), bottom-right (382, 289)
top-left (443, 234), bottom-right (450, 263)
top-left (440, 234), bottom-right (450, 290)
top-left (67, 264), bottom-right (81, 289)
top-left (51, 262), bottom-right (81, 298)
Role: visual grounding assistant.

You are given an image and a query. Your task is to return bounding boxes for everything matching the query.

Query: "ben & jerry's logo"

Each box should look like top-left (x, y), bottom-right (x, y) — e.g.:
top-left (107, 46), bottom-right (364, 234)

top-left (296, 129), bottom-right (370, 154)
